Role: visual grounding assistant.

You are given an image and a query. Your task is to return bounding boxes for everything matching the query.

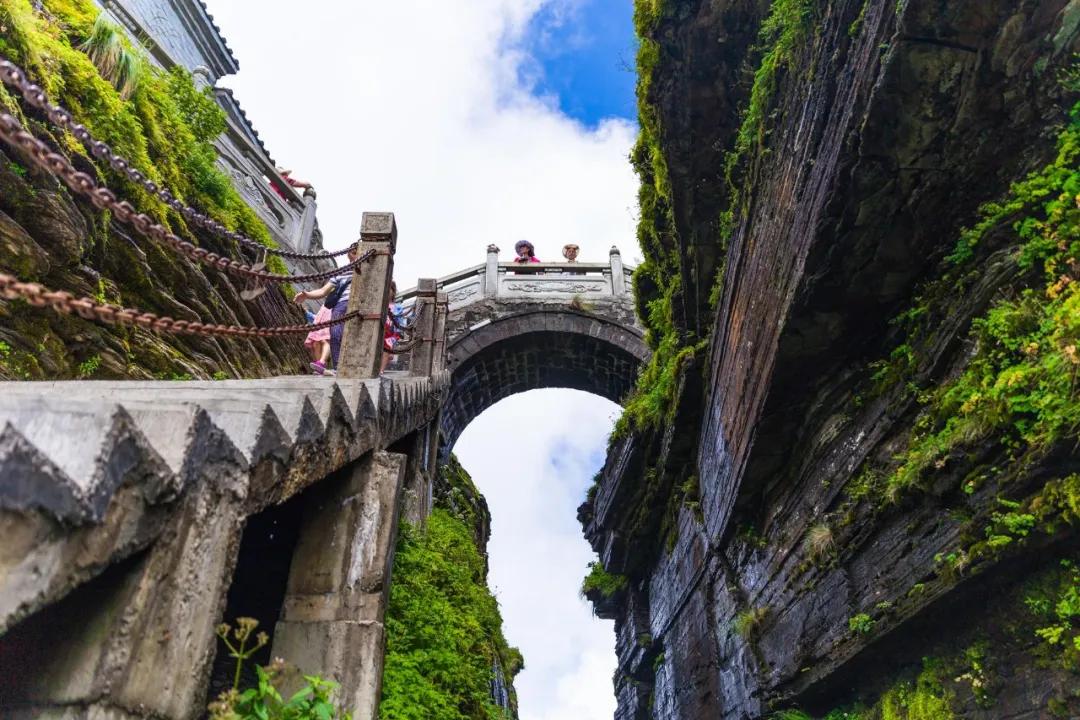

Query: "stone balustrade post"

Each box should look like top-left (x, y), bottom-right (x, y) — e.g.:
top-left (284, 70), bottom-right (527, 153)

top-left (293, 191), bottom-right (318, 252)
top-left (609, 245), bottom-right (626, 296)
top-left (409, 279), bottom-right (438, 376)
top-left (338, 213), bottom-right (397, 378)
top-left (432, 290), bottom-right (449, 373)
top-left (484, 244), bottom-right (500, 298)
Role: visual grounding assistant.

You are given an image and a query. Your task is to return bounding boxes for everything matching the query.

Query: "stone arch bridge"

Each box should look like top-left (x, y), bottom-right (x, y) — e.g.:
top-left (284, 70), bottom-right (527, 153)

top-left (397, 244), bottom-right (646, 451)
top-left (0, 214), bottom-right (645, 720)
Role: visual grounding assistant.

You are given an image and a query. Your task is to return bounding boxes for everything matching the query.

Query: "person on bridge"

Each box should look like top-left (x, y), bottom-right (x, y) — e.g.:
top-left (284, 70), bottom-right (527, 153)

top-left (293, 243), bottom-right (360, 375)
top-left (513, 240), bottom-right (540, 271)
top-left (562, 243), bottom-right (580, 262)
top-left (382, 281), bottom-right (404, 374)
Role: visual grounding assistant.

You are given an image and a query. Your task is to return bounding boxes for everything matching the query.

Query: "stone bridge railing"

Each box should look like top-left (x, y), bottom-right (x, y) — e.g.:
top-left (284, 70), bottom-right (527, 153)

top-left (399, 244), bottom-right (632, 310)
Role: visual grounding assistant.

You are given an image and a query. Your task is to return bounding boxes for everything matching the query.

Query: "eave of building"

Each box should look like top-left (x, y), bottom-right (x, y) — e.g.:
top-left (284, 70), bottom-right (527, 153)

top-left (175, 0), bottom-right (239, 78)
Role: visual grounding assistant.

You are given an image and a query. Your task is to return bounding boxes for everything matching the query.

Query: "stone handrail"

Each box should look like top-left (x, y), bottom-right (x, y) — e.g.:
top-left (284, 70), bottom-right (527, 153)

top-left (398, 246), bottom-right (632, 308)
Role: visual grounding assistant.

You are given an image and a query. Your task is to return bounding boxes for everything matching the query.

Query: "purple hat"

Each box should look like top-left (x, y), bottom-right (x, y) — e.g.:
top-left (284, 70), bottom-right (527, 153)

top-left (515, 240), bottom-right (534, 253)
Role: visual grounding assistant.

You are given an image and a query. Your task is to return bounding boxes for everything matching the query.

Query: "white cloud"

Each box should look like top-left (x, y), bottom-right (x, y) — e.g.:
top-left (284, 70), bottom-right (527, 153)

top-left (456, 390), bottom-right (620, 720)
top-left (203, 0), bottom-right (638, 286)
top-left (202, 2), bottom-right (636, 718)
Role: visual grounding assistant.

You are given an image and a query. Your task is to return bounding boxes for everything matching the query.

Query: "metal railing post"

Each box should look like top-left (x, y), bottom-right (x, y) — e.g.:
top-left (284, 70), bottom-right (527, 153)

top-left (338, 212), bottom-right (397, 379)
top-left (409, 278), bottom-right (438, 376)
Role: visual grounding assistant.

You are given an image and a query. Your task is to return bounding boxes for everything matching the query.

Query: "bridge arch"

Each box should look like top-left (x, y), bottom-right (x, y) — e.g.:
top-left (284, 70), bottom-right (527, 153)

top-left (441, 308), bottom-right (648, 450)
top-left (398, 246), bottom-right (648, 453)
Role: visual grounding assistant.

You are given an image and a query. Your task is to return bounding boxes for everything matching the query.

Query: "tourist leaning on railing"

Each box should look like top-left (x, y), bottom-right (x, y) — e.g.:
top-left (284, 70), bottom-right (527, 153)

top-left (293, 243), bottom-right (359, 376)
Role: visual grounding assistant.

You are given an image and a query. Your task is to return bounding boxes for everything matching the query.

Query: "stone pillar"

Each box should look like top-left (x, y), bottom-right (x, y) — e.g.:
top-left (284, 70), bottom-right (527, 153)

top-left (408, 279), bottom-right (438, 377)
top-left (338, 213), bottom-right (397, 379)
top-left (272, 452), bottom-right (408, 720)
top-left (293, 191), bottom-right (318, 252)
top-left (432, 291), bottom-right (449, 374)
top-left (399, 430), bottom-right (433, 527)
top-left (484, 244), bottom-right (500, 298)
top-left (609, 246), bottom-right (626, 296)
top-left (1, 471), bottom-right (248, 720)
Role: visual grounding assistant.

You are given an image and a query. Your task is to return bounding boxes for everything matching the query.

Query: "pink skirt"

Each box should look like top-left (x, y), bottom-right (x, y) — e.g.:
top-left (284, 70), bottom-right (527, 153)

top-left (304, 305), bottom-right (333, 346)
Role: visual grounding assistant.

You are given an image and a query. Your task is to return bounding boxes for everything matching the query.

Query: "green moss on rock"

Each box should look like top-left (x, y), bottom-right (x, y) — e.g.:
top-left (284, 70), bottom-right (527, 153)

top-left (0, 0), bottom-right (305, 380)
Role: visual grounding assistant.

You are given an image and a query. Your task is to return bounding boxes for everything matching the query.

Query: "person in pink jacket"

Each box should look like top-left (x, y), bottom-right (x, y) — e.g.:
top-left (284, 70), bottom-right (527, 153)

top-left (513, 239), bottom-right (540, 263)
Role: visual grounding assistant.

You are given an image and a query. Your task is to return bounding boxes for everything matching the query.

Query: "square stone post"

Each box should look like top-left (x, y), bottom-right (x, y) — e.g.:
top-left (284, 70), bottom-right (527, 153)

top-left (432, 291), bottom-right (449, 374)
top-left (609, 246), bottom-right (626, 296)
top-left (408, 279), bottom-right (438, 377)
top-left (293, 192), bottom-right (318, 252)
top-left (272, 451), bottom-right (408, 720)
top-left (338, 213), bottom-right (397, 379)
top-left (484, 244), bottom-right (500, 298)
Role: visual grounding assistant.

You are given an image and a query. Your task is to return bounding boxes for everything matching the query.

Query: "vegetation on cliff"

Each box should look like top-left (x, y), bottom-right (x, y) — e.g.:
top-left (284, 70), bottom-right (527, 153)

top-left (776, 559), bottom-right (1080, 719)
top-left (617, 0), bottom-right (815, 437)
top-left (380, 458), bottom-right (522, 720)
top-left (0, 0), bottom-right (302, 380)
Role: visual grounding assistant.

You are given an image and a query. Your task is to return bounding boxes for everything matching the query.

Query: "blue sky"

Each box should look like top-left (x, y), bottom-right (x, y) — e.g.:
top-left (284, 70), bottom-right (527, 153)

top-left (521, 0), bottom-right (637, 126)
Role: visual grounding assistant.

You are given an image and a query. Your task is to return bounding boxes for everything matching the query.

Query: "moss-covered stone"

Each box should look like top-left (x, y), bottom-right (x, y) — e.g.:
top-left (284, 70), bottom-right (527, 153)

top-left (0, 0), bottom-right (307, 380)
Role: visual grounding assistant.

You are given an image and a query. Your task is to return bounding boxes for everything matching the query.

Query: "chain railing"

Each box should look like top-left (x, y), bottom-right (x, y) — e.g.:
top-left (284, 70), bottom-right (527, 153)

top-left (0, 59), bottom-right (351, 262)
top-left (0, 110), bottom-right (375, 286)
top-left (0, 271), bottom-right (374, 338)
top-left (0, 55), bottom-right (430, 379)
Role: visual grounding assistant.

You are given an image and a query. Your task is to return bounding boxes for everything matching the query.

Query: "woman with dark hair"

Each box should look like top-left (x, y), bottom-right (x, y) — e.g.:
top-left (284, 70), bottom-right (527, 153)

top-left (513, 239), bottom-right (540, 263)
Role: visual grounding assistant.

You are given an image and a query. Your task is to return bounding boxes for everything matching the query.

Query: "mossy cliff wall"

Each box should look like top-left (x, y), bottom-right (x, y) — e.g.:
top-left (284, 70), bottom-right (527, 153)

top-left (0, 0), bottom-right (310, 381)
top-left (380, 455), bottom-right (522, 720)
top-left (582, 0), bottom-right (1080, 718)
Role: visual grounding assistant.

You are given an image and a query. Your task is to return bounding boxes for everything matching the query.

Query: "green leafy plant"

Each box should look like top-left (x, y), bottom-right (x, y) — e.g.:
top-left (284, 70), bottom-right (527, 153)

top-left (863, 98), bottom-right (1080, 505)
top-left (581, 560), bottom-right (629, 599)
top-left (80, 16), bottom-right (143, 98)
top-left (77, 354), bottom-right (101, 378)
top-left (380, 509), bottom-right (521, 719)
top-left (734, 606), bottom-right (769, 639)
top-left (848, 613), bottom-right (874, 636)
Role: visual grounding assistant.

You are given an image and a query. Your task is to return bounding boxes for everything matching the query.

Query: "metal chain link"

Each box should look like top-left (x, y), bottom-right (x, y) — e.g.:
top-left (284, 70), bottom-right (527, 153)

top-left (0, 59), bottom-right (352, 262)
top-left (0, 111), bottom-right (382, 285)
top-left (0, 271), bottom-right (381, 338)
top-left (386, 338), bottom-right (420, 355)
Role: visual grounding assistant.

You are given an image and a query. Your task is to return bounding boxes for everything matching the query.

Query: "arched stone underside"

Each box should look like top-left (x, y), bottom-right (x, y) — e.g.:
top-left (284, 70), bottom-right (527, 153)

top-left (441, 309), bottom-right (648, 452)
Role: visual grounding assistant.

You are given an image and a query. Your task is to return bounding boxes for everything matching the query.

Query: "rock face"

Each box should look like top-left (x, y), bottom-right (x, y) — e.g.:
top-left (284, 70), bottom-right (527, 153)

top-left (582, 1), bottom-right (1080, 718)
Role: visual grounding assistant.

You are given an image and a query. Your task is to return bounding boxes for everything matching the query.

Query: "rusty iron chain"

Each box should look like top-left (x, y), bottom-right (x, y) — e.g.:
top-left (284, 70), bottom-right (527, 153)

top-left (0, 111), bottom-right (381, 285)
top-left (0, 59), bottom-right (351, 262)
top-left (0, 271), bottom-right (382, 338)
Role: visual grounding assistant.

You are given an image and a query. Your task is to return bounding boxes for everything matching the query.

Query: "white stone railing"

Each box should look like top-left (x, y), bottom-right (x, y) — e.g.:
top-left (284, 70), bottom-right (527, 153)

top-left (399, 245), bottom-right (633, 310)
